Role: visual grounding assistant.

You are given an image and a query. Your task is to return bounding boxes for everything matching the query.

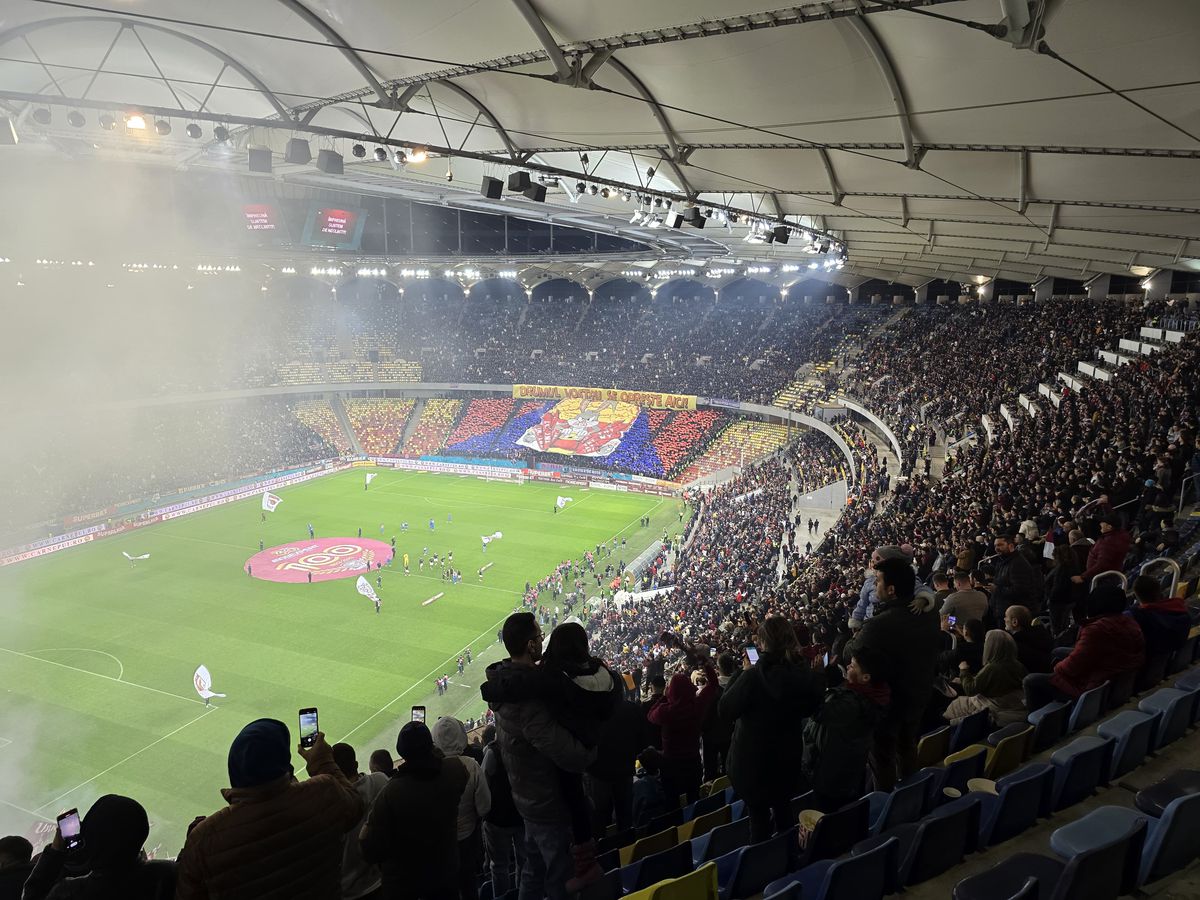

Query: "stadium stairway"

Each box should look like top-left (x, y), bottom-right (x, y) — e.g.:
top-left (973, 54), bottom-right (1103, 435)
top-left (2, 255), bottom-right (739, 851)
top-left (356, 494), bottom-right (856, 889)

top-left (330, 395), bottom-right (362, 454)
top-left (397, 397), bottom-right (426, 449)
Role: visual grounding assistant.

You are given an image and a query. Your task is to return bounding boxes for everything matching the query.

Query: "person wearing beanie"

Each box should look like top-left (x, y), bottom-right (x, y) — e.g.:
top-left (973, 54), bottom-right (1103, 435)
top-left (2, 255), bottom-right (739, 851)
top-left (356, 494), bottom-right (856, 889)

top-left (431, 717), bottom-right (491, 900)
top-left (20, 794), bottom-right (175, 900)
top-left (176, 719), bottom-right (362, 900)
top-left (360, 721), bottom-right (471, 900)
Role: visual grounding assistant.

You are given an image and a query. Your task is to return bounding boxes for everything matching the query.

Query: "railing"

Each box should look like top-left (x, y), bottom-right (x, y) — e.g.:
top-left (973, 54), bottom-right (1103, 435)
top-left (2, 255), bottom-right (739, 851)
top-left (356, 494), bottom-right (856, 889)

top-left (1092, 570), bottom-right (1128, 591)
top-left (1139, 557), bottom-right (1182, 598)
top-left (1180, 474), bottom-right (1198, 516)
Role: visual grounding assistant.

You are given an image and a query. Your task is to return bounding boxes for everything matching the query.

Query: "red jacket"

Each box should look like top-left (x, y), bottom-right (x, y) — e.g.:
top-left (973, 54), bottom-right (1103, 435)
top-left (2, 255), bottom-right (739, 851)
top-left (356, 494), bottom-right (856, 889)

top-left (647, 665), bottom-right (717, 760)
top-left (1051, 613), bottom-right (1145, 697)
top-left (1080, 529), bottom-right (1131, 583)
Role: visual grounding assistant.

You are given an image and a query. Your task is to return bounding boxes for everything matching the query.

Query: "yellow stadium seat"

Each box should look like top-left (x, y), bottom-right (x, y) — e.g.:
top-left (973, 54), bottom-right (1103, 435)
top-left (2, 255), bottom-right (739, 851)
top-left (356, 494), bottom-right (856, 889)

top-left (651, 862), bottom-right (719, 900)
top-left (915, 726), bottom-right (951, 769)
top-left (620, 826), bottom-right (677, 867)
top-left (675, 805), bottom-right (731, 843)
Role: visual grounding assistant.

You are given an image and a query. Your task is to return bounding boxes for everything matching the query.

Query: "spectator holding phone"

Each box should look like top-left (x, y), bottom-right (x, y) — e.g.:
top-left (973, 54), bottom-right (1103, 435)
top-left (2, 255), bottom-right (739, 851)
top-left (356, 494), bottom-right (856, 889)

top-left (176, 719), bottom-right (363, 900)
top-left (21, 795), bottom-right (176, 900)
top-left (331, 742), bottom-right (390, 900)
top-left (646, 637), bottom-right (718, 808)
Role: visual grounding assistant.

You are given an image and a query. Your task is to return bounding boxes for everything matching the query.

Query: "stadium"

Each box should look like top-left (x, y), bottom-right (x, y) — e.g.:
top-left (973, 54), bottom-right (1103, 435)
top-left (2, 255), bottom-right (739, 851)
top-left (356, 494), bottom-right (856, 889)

top-left (0, 1), bottom-right (1199, 898)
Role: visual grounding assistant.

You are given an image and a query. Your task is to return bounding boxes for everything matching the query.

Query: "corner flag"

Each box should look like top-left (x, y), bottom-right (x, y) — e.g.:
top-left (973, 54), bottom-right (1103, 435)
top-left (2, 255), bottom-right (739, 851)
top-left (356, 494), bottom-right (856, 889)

top-left (262, 492), bottom-right (283, 512)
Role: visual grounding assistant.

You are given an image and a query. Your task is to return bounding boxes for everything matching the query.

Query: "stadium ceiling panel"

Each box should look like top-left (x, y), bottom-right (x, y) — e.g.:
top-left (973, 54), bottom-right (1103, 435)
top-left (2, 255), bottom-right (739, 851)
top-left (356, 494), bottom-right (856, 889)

top-left (1, 0), bottom-right (1199, 287)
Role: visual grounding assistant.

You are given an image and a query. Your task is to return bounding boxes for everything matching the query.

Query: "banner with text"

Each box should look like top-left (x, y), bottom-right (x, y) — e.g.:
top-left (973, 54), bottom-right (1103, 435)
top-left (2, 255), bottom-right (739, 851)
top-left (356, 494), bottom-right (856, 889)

top-left (513, 384), bottom-right (697, 411)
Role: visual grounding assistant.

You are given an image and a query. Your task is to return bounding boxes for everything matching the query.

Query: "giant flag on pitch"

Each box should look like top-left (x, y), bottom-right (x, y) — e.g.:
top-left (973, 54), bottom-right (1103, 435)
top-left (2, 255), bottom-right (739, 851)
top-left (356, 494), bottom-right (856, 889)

top-left (356, 575), bottom-right (380, 603)
top-left (365, 473), bottom-right (378, 487)
top-left (262, 492), bottom-right (283, 512)
top-left (193, 665), bottom-right (227, 701)
top-left (556, 496), bottom-right (573, 508)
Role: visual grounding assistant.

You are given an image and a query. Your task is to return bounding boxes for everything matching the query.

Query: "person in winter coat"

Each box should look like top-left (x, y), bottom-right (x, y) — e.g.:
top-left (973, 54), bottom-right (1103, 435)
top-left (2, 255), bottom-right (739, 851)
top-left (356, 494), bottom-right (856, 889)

top-left (176, 720), bottom-right (363, 900)
top-left (849, 545), bottom-right (912, 628)
top-left (937, 618), bottom-right (985, 678)
top-left (481, 734), bottom-right (525, 898)
top-left (802, 646), bottom-right (890, 814)
top-left (431, 717), bottom-right (492, 900)
top-left (1130, 575), bottom-right (1191, 687)
top-left (21, 795), bottom-right (175, 900)
top-left (845, 557), bottom-right (942, 791)
top-left (646, 652), bottom-right (717, 808)
top-left (1023, 584), bottom-right (1145, 711)
top-left (1004, 605), bottom-right (1054, 674)
top-left (720, 616), bottom-right (824, 841)
top-left (585, 697), bottom-right (647, 837)
top-left (1044, 542), bottom-right (1082, 634)
top-left (331, 742), bottom-right (390, 900)
top-left (945, 630), bottom-right (1027, 726)
top-left (360, 722), bottom-right (471, 900)
top-left (481, 613), bottom-right (594, 900)
top-left (990, 534), bottom-right (1043, 620)
top-left (1073, 515), bottom-right (1132, 587)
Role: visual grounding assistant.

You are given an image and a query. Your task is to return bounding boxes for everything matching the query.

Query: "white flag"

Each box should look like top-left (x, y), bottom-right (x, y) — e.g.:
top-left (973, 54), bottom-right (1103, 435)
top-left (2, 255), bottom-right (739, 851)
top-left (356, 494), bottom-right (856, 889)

top-left (481, 531), bottom-right (504, 545)
top-left (556, 496), bottom-right (573, 508)
top-left (193, 664), bottom-right (227, 700)
top-left (262, 492), bottom-right (282, 512)
top-left (356, 575), bottom-right (380, 603)
top-left (365, 473), bottom-right (377, 486)
top-left (122, 551), bottom-right (150, 561)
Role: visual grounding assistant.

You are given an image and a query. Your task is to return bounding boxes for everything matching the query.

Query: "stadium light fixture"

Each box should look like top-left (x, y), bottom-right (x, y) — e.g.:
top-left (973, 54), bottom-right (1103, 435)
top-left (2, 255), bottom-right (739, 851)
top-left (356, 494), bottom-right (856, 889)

top-left (98, 113), bottom-right (116, 131)
top-left (351, 143), bottom-right (367, 158)
top-left (408, 146), bottom-right (428, 163)
top-left (32, 108), bottom-right (51, 126)
top-left (186, 123), bottom-right (203, 139)
top-left (125, 113), bottom-right (146, 130)
top-left (154, 119), bottom-right (171, 136)
top-left (374, 147), bottom-right (388, 162)
top-left (66, 110), bottom-right (85, 128)
top-left (213, 125), bottom-right (230, 142)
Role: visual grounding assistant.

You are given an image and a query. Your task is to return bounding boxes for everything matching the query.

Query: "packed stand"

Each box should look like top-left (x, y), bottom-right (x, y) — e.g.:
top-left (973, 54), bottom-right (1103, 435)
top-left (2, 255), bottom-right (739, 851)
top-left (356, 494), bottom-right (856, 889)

top-left (344, 398), bottom-right (415, 456)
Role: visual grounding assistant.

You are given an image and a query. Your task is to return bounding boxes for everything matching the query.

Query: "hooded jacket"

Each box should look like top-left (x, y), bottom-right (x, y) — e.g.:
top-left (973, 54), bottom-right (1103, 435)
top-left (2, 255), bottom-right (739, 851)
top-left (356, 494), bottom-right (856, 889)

top-left (431, 717), bottom-right (491, 841)
top-left (720, 652), bottom-right (823, 805)
top-left (481, 660), bottom-right (595, 825)
top-left (646, 665), bottom-right (717, 760)
top-left (176, 742), bottom-right (363, 900)
top-left (1080, 528), bottom-right (1132, 583)
top-left (1050, 612), bottom-right (1146, 697)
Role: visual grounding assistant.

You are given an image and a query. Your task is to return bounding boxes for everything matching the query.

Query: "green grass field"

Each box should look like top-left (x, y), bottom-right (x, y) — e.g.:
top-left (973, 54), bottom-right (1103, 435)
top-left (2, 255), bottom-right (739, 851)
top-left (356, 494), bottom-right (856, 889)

top-left (0, 468), bottom-right (680, 853)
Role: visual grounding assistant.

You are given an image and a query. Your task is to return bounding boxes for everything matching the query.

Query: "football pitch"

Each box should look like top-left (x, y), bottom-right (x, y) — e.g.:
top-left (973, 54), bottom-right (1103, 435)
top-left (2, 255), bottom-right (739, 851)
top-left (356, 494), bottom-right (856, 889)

top-left (0, 468), bottom-right (680, 853)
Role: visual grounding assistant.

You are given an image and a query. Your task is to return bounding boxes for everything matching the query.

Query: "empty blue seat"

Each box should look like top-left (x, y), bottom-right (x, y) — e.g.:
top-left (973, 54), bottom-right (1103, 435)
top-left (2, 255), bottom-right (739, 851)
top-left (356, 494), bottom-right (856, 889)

top-left (1027, 700), bottom-right (1071, 751)
top-left (714, 830), bottom-right (791, 900)
top-left (950, 708), bottom-right (991, 753)
top-left (1049, 735), bottom-right (1114, 811)
top-left (1138, 688), bottom-right (1193, 748)
top-left (985, 721), bottom-right (1029, 747)
top-left (1139, 792), bottom-right (1200, 886)
top-left (951, 810), bottom-right (1146, 900)
top-left (795, 796), bottom-right (869, 868)
top-left (686, 790), bottom-right (728, 822)
top-left (1135, 769), bottom-right (1200, 818)
top-left (865, 769), bottom-right (935, 833)
top-left (1096, 709), bottom-right (1159, 779)
top-left (1067, 680), bottom-right (1110, 733)
top-left (692, 816), bottom-right (752, 866)
top-left (730, 799), bottom-right (746, 821)
top-left (924, 745), bottom-right (987, 805)
top-left (975, 762), bottom-right (1054, 848)
top-left (854, 794), bottom-right (980, 888)
top-left (620, 841), bottom-right (693, 894)
top-left (577, 868), bottom-right (620, 900)
top-left (1176, 667), bottom-right (1200, 693)
top-left (1167, 634), bottom-right (1199, 674)
top-left (764, 835), bottom-right (898, 900)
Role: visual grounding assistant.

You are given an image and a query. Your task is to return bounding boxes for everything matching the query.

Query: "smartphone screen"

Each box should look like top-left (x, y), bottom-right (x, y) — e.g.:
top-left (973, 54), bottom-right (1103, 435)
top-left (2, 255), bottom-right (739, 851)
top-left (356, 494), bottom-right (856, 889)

top-left (745, 646), bottom-right (759, 665)
top-left (57, 809), bottom-right (82, 851)
top-left (948, 615), bottom-right (957, 626)
top-left (411, 706), bottom-right (426, 724)
top-left (298, 708), bottom-right (319, 748)
top-left (822, 652), bottom-right (830, 666)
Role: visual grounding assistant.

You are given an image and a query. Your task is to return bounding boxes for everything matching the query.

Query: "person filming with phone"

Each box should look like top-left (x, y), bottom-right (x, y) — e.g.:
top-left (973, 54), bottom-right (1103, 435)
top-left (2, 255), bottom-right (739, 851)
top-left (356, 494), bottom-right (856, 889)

top-left (176, 717), bottom-right (363, 899)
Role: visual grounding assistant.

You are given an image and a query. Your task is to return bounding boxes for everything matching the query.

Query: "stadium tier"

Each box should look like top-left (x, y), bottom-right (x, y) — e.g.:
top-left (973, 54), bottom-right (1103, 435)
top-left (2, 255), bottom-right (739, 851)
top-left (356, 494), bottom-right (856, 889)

top-left (680, 420), bottom-right (792, 482)
top-left (344, 398), bottom-right (416, 456)
top-left (293, 399), bottom-right (354, 455)
top-left (401, 398), bottom-right (465, 457)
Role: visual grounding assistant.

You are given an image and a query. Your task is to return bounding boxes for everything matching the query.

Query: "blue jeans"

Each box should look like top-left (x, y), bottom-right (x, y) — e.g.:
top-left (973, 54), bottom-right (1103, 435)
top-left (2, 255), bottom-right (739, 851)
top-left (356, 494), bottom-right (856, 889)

top-left (518, 819), bottom-right (572, 900)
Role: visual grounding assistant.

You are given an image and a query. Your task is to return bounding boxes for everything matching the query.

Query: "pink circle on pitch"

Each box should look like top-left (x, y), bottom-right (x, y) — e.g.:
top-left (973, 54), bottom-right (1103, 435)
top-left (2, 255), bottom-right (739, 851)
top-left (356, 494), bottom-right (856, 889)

top-left (245, 538), bottom-right (392, 583)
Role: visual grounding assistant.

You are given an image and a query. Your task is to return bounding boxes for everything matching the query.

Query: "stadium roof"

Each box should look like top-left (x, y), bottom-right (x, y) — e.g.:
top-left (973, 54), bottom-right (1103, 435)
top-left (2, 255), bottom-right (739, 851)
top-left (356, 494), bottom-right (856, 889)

top-left (2, 0), bottom-right (1199, 288)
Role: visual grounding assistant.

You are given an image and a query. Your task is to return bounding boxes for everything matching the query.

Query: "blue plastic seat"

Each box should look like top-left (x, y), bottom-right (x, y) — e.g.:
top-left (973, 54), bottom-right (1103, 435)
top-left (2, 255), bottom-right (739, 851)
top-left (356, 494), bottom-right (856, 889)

top-left (686, 790), bottom-right (728, 823)
top-left (1096, 709), bottom-right (1159, 779)
top-left (1134, 769), bottom-right (1200, 818)
top-left (713, 830), bottom-right (791, 900)
top-left (1167, 634), bottom-right (1199, 674)
top-left (692, 816), bottom-right (752, 866)
top-left (951, 810), bottom-right (1146, 900)
top-left (975, 762), bottom-right (1054, 848)
top-left (795, 796), bottom-right (869, 868)
top-left (853, 794), bottom-right (980, 888)
top-left (1175, 667), bottom-right (1200, 693)
top-left (577, 868), bottom-right (621, 900)
top-left (1139, 792), bottom-right (1200, 886)
top-left (950, 708), bottom-right (992, 753)
top-left (620, 841), bottom-right (693, 894)
top-left (1067, 681), bottom-right (1110, 732)
top-left (985, 721), bottom-right (1029, 747)
top-left (865, 769), bottom-right (935, 833)
top-left (1027, 700), bottom-right (1071, 751)
top-left (1049, 735), bottom-right (1114, 811)
top-left (924, 745), bottom-right (987, 805)
top-left (1138, 688), bottom-right (1193, 748)
top-left (764, 835), bottom-right (898, 900)
top-left (730, 799), bottom-right (746, 821)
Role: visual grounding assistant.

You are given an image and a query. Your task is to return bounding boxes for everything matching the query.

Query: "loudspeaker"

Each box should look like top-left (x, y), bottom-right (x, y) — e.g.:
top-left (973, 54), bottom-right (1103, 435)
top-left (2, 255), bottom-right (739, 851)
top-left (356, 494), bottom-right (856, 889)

top-left (772, 225), bottom-right (790, 244)
top-left (665, 212), bottom-right (685, 229)
top-left (523, 184), bottom-right (546, 203)
top-left (691, 213), bottom-right (707, 229)
top-left (284, 138), bottom-right (311, 164)
top-left (507, 171), bottom-right (532, 192)
top-left (481, 176), bottom-right (504, 199)
top-left (316, 149), bottom-right (344, 175)
top-left (247, 146), bottom-right (272, 174)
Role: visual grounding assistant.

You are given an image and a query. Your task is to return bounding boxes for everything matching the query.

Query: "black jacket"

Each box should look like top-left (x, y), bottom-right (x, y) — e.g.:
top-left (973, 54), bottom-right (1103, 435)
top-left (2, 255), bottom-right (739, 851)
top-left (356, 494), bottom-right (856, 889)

top-left (846, 597), bottom-right (942, 721)
top-left (19, 848), bottom-right (175, 900)
top-left (1131, 605), bottom-right (1191, 661)
top-left (719, 653), bottom-right (823, 806)
top-left (802, 684), bottom-right (888, 809)
top-left (991, 551), bottom-right (1043, 618)
top-left (1011, 625), bottom-right (1055, 674)
top-left (588, 698), bottom-right (649, 781)
top-left (481, 743), bottom-right (523, 829)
